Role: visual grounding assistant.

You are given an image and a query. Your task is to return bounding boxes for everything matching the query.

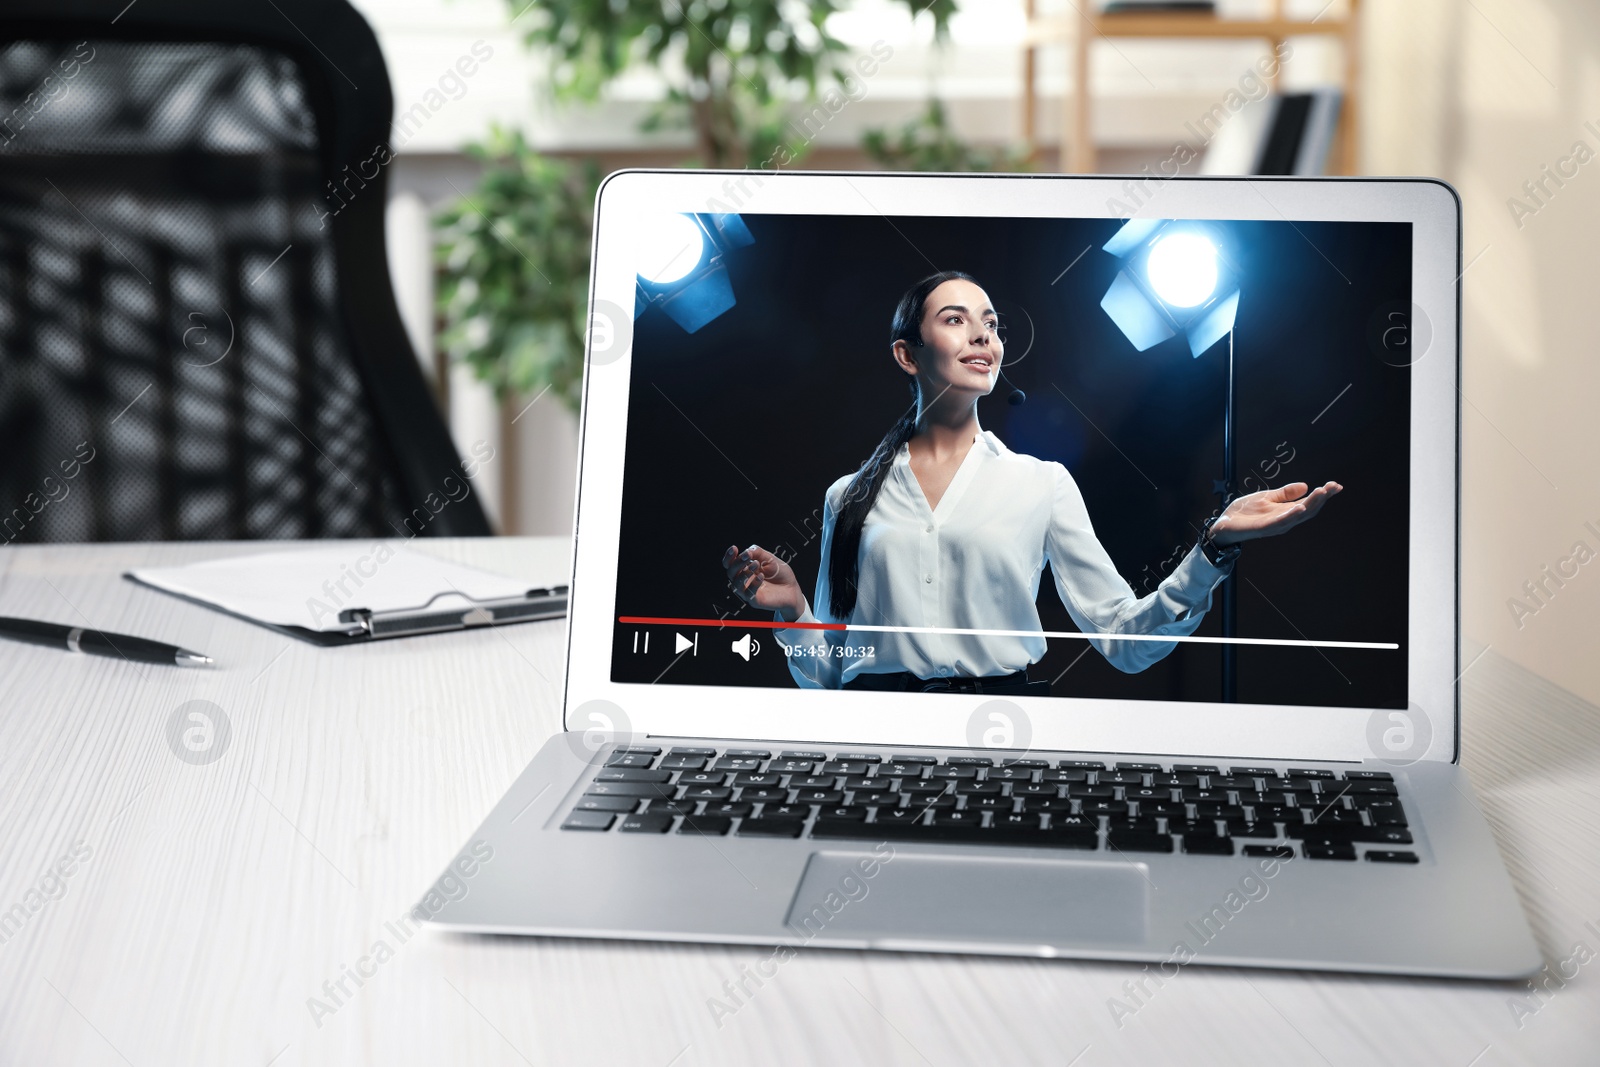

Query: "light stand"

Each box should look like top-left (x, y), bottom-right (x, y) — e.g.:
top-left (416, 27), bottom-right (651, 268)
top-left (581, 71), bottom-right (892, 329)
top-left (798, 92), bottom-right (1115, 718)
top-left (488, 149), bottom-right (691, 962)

top-left (1097, 220), bottom-right (1242, 703)
top-left (1221, 328), bottom-right (1236, 704)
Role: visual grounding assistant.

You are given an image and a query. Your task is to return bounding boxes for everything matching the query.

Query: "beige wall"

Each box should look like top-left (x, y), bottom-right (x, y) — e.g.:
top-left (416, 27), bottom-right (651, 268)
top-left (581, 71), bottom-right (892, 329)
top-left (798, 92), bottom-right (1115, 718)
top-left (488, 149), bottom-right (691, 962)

top-left (1367, 0), bottom-right (1600, 704)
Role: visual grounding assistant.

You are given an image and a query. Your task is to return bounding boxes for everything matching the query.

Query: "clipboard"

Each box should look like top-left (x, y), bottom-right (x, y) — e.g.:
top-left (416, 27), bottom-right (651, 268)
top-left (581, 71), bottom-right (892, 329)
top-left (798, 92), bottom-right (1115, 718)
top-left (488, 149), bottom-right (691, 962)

top-left (126, 545), bottom-right (569, 646)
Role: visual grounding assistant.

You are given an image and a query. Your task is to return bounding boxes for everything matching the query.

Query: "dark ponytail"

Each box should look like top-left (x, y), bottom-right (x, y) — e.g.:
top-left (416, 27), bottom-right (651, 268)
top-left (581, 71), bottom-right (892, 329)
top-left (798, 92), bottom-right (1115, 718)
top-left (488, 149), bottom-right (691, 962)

top-left (827, 270), bottom-right (977, 619)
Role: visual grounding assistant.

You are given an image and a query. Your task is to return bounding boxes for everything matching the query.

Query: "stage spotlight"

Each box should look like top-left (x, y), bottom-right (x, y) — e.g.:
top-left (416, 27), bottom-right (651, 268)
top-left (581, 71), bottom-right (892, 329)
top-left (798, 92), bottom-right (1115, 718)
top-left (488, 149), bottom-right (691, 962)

top-left (635, 212), bottom-right (755, 334)
top-left (637, 213), bottom-right (706, 284)
top-left (1146, 232), bottom-right (1217, 308)
top-left (1098, 220), bottom-right (1237, 358)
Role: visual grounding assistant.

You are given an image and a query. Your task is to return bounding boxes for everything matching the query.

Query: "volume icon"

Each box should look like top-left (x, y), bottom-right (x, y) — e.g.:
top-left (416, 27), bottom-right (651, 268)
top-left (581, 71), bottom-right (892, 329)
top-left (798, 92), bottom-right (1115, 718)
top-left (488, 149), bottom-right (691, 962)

top-left (731, 633), bottom-right (760, 661)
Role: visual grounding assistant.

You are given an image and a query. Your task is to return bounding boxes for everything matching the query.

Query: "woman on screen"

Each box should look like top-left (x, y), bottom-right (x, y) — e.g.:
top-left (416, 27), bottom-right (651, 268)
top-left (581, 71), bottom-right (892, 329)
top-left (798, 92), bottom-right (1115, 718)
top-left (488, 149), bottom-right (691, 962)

top-left (720, 271), bottom-right (1341, 693)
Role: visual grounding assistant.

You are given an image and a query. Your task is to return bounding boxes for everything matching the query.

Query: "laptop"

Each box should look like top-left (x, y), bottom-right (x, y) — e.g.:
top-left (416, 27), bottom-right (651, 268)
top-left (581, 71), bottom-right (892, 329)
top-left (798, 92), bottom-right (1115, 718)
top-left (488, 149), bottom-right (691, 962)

top-left (426, 171), bottom-right (1540, 978)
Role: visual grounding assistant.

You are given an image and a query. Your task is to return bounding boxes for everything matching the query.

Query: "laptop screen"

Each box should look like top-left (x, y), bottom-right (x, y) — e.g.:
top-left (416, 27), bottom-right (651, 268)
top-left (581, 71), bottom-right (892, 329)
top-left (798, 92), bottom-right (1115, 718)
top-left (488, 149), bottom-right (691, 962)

top-left (608, 212), bottom-right (1411, 710)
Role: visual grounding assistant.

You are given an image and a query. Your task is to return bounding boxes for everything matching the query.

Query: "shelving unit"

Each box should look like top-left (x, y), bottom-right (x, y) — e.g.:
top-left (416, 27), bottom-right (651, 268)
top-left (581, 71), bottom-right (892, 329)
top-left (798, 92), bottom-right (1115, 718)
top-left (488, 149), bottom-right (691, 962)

top-left (1020, 0), bottom-right (1362, 173)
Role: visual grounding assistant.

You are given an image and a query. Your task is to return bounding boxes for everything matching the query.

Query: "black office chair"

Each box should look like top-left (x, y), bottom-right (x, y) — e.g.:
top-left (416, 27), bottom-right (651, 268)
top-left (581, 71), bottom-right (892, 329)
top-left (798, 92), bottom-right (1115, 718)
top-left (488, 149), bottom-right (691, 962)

top-left (0, 0), bottom-right (493, 541)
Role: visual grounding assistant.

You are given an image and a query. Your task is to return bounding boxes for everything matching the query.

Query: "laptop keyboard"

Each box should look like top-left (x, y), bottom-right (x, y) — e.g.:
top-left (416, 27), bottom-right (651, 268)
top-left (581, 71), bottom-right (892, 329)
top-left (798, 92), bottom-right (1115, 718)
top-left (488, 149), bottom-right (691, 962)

top-left (560, 746), bottom-right (1418, 862)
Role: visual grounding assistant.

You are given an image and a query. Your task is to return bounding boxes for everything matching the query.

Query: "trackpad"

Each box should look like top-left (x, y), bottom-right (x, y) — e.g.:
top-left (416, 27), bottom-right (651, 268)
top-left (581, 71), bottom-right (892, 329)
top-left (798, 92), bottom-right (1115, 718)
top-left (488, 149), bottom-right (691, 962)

top-left (786, 851), bottom-right (1146, 948)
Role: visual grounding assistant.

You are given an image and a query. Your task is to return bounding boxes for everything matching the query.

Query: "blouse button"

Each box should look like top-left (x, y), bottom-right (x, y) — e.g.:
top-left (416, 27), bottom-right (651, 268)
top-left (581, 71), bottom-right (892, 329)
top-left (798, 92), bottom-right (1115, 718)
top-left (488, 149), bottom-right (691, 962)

top-left (925, 525), bottom-right (934, 534)
top-left (937, 666), bottom-right (951, 676)
top-left (924, 575), bottom-right (933, 584)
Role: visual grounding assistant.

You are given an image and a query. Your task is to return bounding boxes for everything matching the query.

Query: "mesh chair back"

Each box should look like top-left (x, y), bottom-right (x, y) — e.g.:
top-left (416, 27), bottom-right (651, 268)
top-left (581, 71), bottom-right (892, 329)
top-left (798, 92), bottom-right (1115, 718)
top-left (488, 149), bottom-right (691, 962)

top-left (0, 21), bottom-right (486, 542)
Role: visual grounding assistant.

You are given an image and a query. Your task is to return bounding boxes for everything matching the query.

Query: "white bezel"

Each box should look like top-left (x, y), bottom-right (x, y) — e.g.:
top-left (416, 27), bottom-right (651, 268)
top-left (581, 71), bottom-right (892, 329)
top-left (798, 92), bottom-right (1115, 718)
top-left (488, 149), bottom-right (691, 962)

top-left (561, 171), bottom-right (1461, 765)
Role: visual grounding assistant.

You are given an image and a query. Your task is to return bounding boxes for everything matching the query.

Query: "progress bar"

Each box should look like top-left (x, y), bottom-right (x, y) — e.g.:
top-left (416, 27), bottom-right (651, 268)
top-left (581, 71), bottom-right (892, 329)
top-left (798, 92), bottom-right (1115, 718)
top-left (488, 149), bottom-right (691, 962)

top-left (617, 616), bottom-right (1399, 650)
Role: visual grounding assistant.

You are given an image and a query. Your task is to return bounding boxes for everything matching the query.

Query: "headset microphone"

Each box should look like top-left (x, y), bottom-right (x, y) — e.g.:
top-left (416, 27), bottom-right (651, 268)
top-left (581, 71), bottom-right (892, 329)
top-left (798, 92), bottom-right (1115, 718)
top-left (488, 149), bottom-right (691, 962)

top-left (999, 368), bottom-right (1026, 406)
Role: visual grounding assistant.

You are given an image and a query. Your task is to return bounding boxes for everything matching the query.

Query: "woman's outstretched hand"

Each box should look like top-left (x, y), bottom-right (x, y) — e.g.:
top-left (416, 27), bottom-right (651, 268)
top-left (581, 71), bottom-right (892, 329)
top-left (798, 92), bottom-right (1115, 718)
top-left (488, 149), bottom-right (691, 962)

top-left (1211, 481), bottom-right (1342, 546)
top-left (722, 544), bottom-right (807, 620)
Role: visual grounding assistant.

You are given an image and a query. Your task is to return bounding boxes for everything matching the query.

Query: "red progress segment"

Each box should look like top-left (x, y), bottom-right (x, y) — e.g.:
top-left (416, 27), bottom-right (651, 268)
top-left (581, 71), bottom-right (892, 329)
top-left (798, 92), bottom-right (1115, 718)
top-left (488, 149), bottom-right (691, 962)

top-left (618, 615), bottom-right (845, 631)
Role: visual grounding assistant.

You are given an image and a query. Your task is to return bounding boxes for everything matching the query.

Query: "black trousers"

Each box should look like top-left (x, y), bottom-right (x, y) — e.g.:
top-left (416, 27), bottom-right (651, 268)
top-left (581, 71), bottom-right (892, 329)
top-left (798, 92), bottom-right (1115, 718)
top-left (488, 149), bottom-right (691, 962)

top-left (842, 669), bottom-right (1051, 697)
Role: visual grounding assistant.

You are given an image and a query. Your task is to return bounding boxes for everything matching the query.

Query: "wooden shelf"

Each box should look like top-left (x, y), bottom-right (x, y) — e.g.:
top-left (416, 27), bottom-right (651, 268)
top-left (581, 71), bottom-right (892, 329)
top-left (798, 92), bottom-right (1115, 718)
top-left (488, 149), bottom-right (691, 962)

top-left (1020, 1), bottom-right (1362, 174)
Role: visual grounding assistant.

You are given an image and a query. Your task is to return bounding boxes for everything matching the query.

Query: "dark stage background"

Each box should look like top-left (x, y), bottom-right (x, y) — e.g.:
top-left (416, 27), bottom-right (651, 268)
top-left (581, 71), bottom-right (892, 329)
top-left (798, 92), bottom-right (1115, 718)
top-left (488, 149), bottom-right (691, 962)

top-left (609, 214), bottom-right (1412, 709)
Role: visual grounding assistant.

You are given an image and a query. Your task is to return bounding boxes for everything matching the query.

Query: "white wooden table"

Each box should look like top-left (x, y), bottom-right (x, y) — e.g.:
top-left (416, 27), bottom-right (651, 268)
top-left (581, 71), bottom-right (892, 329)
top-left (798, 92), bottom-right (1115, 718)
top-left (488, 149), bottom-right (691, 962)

top-left (1, 539), bottom-right (1595, 1066)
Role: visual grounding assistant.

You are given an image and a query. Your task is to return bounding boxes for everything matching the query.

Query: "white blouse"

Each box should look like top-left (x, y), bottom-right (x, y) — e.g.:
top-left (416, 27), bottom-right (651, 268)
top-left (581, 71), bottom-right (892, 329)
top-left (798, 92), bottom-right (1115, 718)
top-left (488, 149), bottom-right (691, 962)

top-left (774, 430), bottom-right (1233, 689)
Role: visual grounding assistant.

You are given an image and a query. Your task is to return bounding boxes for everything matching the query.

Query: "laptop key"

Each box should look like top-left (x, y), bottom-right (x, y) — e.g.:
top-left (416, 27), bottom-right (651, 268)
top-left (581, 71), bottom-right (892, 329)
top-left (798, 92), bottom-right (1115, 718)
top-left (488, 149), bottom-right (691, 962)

top-left (780, 750), bottom-right (828, 761)
top-left (605, 752), bottom-right (657, 768)
top-left (595, 768), bottom-right (673, 782)
top-left (794, 789), bottom-right (844, 804)
top-left (818, 806), bottom-right (869, 820)
top-left (1182, 834), bottom-right (1235, 856)
top-left (882, 762), bottom-right (929, 776)
top-left (647, 799), bottom-right (697, 816)
top-left (726, 749), bottom-right (772, 758)
top-left (1243, 845), bottom-right (1296, 859)
top-left (668, 747), bottom-right (717, 757)
top-left (561, 811), bottom-right (616, 831)
top-left (1305, 843), bottom-right (1357, 860)
top-left (933, 810), bottom-right (984, 826)
top-left (812, 817), bottom-right (1090, 849)
top-left (1039, 770), bottom-right (1091, 783)
top-left (712, 758), bottom-right (764, 772)
top-left (680, 786), bottom-right (733, 801)
top-left (585, 782), bottom-right (675, 799)
top-left (574, 796), bottom-right (638, 813)
top-left (771, 759), bottom-right (817, 773)
top-left (1151, 774), bottom-right (1200, 787)
top-left (822, 761), bottom-right (870, 775)
top-left (1225, 820), bottom-right (1279, 838)
top-left (678, 771), bottom-right (728, 786)
top-left (762, 804), bottom-right (813, 819)
top-left (739, 787), bottom-right (789, 802)
top-left (873, 807), bottom-right (926, 824)
top-left (703, 802), bottom-right (753, 817)
top-left (658, 756), bottom-right (707, 771)
top-left (1252, 804), bottom-right (1300, 823)
top-left (679, 815), bottom-right (732, 836)
top-left (734, 772), bottom-right (782, 787)
top-left (1363, 800), bottom-right (1409, 825)
top-left (1076, 801), bottom-right (1123, 817)
top-left (1366, 850), bottom-right (1419, 864)
top-left (1107, 831), bottom-right (1173, 853)
top-left (1172, 764), bottom-right (1219, 774)
top-left (1058, 760), bottom-right (1107, 770)
top-left (738, 818), bottom-right (805, 838)
top-left (619, 813), bottom-right (674, 833)
top-left (1344, 770), bottom-right (1395, 781)
top-left (616, 745), bottom-right (662, 755)
top-left (992, 813), bottom-right (1043, 829)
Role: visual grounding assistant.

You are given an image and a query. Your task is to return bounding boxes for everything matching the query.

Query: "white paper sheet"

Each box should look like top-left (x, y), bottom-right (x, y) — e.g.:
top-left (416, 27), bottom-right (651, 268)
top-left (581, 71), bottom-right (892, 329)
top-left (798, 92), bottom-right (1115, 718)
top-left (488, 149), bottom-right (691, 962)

top-left (129, 545), bottom-right (555, 633)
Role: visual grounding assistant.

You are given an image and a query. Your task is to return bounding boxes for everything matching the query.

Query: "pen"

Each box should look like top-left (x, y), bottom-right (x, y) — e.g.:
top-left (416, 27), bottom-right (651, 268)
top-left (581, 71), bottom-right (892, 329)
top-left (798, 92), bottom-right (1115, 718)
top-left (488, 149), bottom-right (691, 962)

top-left (0, 616), bottom-right (213, 667)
